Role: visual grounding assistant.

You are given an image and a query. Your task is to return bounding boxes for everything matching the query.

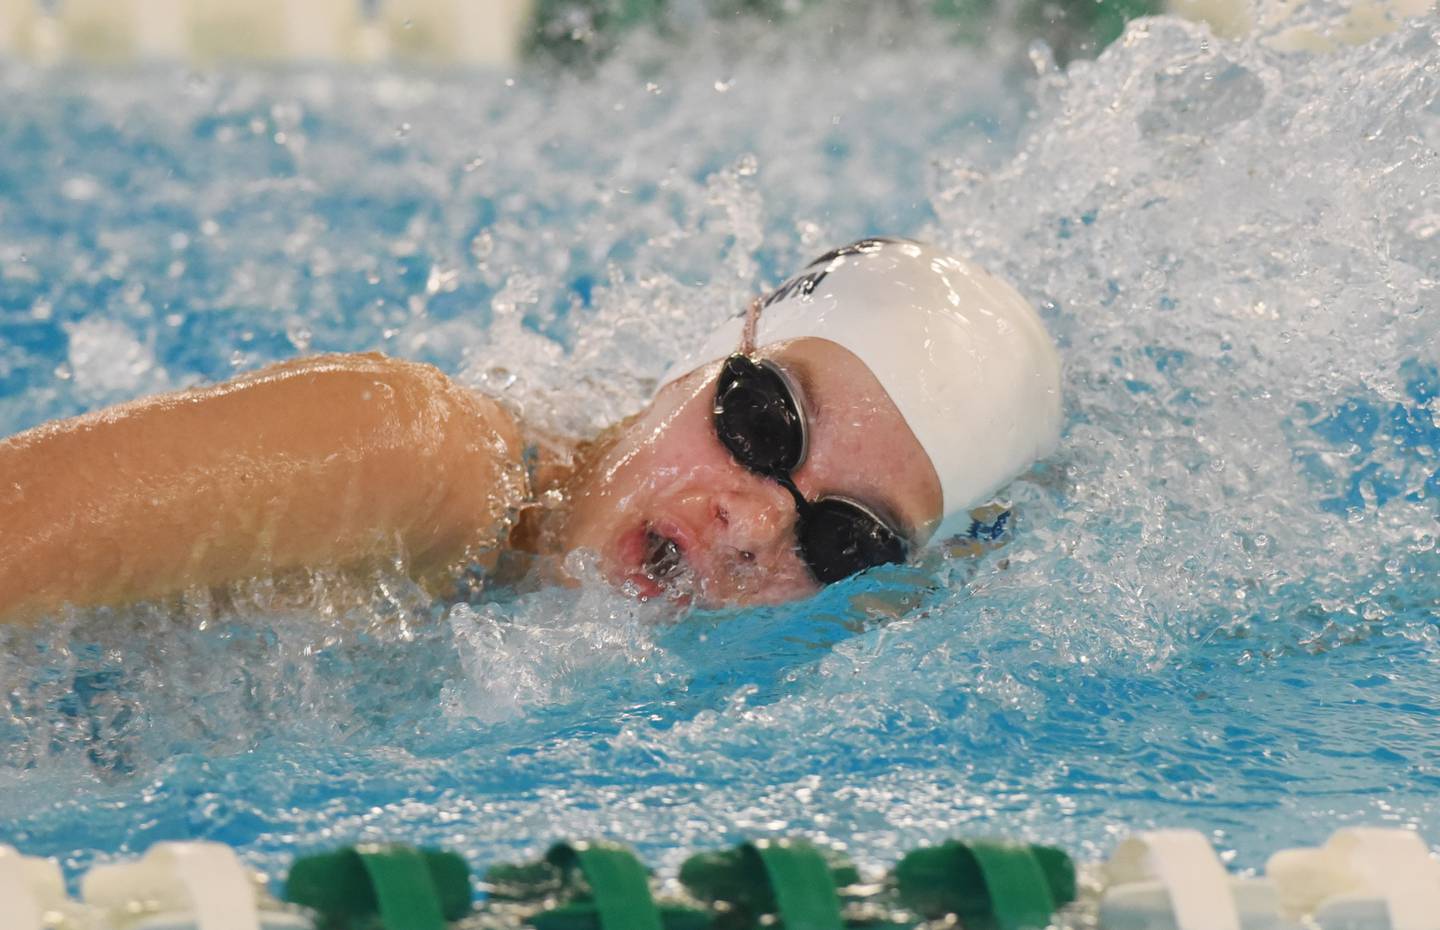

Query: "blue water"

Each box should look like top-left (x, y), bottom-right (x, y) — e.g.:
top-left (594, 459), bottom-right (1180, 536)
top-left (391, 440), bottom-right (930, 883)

top-left (2, 2), bottom-right (1439, 895)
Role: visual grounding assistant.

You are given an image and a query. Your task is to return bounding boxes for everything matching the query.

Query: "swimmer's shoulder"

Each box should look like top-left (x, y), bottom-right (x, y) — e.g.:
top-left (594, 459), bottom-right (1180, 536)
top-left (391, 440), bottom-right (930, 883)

top-left (292, 352), bottom-right (530, 554)
top-left (195, 351), bottom-right (530, 562)
top-left (262, 352), bottom-right (531, 583)
top-left (241, 351), bottom-right (524, 454)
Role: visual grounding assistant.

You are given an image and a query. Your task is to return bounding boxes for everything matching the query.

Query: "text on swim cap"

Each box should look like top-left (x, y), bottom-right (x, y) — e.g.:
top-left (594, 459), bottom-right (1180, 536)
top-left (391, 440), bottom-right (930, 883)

top-left (761, 268), bottom-right (829, 309)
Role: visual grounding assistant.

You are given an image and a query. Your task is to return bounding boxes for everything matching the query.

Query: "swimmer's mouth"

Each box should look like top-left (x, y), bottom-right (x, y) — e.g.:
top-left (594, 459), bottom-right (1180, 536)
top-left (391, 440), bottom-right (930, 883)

top-left (621, 523), bottom-right (693, 602)
top-left (641, 527), bottom-right (684, 583)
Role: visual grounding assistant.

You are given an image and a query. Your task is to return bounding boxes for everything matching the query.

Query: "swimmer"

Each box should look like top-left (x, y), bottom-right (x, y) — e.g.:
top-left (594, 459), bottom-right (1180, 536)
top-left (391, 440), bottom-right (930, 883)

top-left (0, 238), bottom-right (1061, 623)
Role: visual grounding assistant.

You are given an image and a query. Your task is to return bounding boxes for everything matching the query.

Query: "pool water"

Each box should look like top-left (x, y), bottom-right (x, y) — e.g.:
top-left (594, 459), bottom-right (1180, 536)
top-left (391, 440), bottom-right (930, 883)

top-left (1, 0), bottom-right (1438, 892)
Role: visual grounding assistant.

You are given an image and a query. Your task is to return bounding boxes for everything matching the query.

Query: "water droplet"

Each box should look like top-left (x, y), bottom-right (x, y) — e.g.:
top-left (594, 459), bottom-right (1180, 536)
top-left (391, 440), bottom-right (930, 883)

top-left (470, 231), bottom-right (494, 264)
top-left (426, 265), bottom-right (459, 295)
top-left (61, 176), bottom-right (100, 202)
top-left (1027, 40), bottom-right (1056, 76)
top-left (287, 323), bottom-right (313, 351)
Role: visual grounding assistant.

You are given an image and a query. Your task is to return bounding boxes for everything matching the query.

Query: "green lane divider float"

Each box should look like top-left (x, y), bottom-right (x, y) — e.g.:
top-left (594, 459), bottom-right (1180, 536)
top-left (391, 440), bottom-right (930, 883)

top-left (895, 840), bottom-right (1076, 930)
top-left (680, 838), bottom-right (888, 930)
top-left (486, 840), bottom-right (711, 930)
top-left (525, 0), bottom-right (1165, 68)
top-left (285, 844), bottom-right (471, 930)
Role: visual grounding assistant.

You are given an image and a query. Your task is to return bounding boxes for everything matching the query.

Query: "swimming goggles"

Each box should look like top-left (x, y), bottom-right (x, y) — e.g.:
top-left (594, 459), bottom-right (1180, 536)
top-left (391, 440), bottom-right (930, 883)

top-left (712, 353), bottom-right (909, 584)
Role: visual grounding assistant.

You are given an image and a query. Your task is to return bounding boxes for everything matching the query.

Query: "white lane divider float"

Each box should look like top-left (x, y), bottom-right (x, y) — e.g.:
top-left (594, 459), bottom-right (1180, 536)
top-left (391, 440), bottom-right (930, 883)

top-left (382, 0), bottom-right (537, 66)
top-left (82, 841), bottom-right (309, 930)
top-left (1267, 828), bottom-right (1440, 930)
top-left (0, 843), bottom-right (96, 930)
top-left (0, 0), bottom-right (537, 65)
top-left (1, 844), bottom-right (52, 930)
top-left (1100, 829), bottom-right (1295, 930)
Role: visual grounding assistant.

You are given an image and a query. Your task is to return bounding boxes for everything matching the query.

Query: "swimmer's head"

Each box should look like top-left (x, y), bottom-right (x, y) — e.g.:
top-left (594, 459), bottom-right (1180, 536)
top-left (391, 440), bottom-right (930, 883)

top-left (661, 238), bottom-right (1064, 539)
top-left (558, 238), bottom-right (1062, 605)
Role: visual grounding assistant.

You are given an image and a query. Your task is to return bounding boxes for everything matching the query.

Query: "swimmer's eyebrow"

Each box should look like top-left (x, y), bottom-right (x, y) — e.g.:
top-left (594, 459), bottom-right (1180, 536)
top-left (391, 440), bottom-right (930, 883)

top-left (781, 355), bottom-right (919, 544)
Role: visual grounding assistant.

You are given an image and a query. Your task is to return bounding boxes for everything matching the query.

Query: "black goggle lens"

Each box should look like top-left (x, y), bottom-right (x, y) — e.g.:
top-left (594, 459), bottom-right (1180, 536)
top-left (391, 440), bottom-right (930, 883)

top-left (798, 498), bottom-right (909, 585)
top-left (714, 356), bottom-right (805, 477)
top-left (713, 354), bottom-right (909, 585)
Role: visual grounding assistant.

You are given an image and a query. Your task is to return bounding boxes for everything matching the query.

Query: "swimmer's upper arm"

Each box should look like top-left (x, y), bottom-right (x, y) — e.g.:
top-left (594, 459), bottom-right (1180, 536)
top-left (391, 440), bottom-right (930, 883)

top-left (0, 353), bottom-right (524, 624)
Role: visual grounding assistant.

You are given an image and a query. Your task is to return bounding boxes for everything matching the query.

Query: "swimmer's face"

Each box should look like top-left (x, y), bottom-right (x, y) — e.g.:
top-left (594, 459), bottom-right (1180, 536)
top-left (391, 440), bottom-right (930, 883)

top-left (559, 337), bottom-right (943, 606)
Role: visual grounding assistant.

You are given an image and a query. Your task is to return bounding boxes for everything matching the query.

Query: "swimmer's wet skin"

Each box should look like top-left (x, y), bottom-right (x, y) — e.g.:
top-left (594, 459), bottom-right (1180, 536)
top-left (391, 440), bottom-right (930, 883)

top-left (0, 353), bottom-right (527, 623)
top-left (0, 239), bottom-right (1061, 622)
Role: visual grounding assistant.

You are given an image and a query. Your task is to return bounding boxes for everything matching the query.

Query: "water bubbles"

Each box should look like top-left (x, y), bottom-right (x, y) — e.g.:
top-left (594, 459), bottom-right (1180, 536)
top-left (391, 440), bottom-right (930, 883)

top-left (60, 175), bottom-right (101, 202)
top-left (286, 321), bottom-right (314, 352)
top-left (269, 100), bottom-right (303, 130)
top-left (481, 366), bottom-right (517, 390)
top-left (1027, 39), bottom-right (1057, 76)
top-left (425, 264), bottom-right (459, 295)
top-left (469, 230), bottom-right (494, 264)
top-left (64, 318), bottom-right (163, 400)
top-left (490, 273), bottom-right (541, 318)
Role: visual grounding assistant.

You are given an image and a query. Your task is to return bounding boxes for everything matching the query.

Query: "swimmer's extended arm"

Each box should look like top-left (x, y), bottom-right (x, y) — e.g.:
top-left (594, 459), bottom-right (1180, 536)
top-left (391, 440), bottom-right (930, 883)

top-left (0, 353), bottom-right (523, 624)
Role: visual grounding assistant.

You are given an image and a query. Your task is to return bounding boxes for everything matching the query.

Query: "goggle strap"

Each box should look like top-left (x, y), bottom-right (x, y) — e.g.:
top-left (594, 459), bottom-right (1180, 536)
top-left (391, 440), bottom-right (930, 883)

top-left (774, 475), bottom-right (811, 516)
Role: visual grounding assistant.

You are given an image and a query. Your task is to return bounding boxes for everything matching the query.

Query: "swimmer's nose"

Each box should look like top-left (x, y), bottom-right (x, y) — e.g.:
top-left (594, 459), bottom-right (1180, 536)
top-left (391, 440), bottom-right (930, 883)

top-left (708, 485), bottom-right (797, 561)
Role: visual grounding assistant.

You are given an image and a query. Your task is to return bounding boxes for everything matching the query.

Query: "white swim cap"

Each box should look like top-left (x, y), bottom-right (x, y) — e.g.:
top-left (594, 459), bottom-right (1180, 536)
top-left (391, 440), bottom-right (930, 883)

top-left (659, 238), bottom-right (1062, 541)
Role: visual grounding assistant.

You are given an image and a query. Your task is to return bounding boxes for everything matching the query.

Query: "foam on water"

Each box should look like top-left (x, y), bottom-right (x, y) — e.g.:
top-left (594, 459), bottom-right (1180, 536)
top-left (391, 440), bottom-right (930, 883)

top-left (1, 0), bottom-right (1438, 885)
